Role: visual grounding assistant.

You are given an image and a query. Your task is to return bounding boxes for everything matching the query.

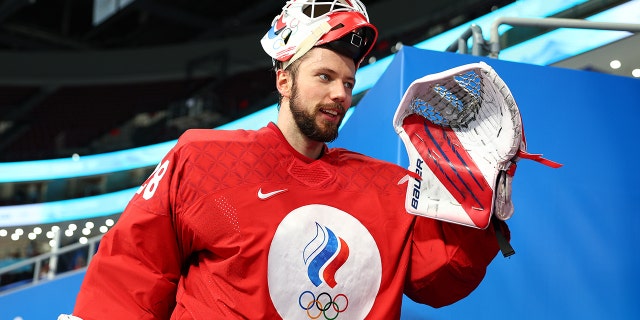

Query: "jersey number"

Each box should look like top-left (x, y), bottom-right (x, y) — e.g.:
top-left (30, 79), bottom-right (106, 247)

top-left (137, 159), bottom-right (169, 200)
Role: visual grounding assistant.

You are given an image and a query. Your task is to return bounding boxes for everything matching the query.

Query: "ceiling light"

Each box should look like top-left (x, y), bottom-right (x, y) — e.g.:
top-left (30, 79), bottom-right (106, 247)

top-left (391, 42), bottom-right (403, 53)
top-left (609, 60), bottom-right (621, 69)
top-left (632, 69), bottom-right (640, 78)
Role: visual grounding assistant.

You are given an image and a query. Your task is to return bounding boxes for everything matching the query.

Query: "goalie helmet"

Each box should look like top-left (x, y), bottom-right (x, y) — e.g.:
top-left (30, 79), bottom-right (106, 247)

top-left (261, 0), bottom-right (378, 70)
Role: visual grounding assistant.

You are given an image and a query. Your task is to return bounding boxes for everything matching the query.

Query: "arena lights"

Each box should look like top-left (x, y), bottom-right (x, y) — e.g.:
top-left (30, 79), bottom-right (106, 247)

top-left (0, 217), bottom-right (117, 246)
top-left (0, 188), bottom-right (135, 227)
top-left (610, 60), bottom-right (622, 69)
top-left (0, 142), bottom-right (174, 183)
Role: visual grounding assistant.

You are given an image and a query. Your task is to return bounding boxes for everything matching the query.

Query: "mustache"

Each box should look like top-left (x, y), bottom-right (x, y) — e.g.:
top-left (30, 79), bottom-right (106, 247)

top-left (317, 102), bottom-right (346, 114)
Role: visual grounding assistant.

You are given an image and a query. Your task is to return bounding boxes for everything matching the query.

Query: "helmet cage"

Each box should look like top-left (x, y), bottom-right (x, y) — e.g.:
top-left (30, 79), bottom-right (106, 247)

top-left (261, 0), bottom-right (378, 69)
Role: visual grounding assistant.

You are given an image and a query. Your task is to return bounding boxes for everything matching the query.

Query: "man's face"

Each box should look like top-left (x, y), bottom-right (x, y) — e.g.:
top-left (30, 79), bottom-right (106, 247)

top-left (287, 48), bottom-right (356, 143)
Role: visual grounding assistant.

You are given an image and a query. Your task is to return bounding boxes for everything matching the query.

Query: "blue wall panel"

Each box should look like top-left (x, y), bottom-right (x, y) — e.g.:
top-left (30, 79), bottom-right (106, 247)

top-left (335, 46), bottom-right (640, 319)
top-left (0, 271), bottom-right (84, 319)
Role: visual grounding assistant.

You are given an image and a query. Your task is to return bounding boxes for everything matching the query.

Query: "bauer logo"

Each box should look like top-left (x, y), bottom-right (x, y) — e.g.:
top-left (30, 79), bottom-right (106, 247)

top-left (411, 158), bottom-right (424, 209)
top-left (268, 204), bottom-right (381, 319)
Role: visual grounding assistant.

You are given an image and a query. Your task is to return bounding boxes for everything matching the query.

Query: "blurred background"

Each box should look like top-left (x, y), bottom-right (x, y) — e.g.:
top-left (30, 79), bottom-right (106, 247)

top-left (0, 0), bottom-right (638, 318)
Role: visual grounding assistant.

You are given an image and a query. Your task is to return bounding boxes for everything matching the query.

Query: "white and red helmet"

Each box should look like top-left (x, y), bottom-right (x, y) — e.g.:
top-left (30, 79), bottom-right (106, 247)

top-left (261, 0), bottom-right (378, 69)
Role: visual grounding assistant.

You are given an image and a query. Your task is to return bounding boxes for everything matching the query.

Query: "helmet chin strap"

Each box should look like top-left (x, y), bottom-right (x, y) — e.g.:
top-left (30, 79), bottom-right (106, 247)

top-left (282, 21), bottom-right (332, 70)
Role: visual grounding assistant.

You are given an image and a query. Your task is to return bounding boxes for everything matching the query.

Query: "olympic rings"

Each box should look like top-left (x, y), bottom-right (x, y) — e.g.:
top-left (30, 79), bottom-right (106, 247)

top-left (270, 18), bottom-right (300, 50)
top-left (298, 291), bottom-right (349, 319)
top-left (305, 299), bottom-right (322, 319)
top-left (333, 293), bottom-right (348, 312)
top-left (272, 37), bottom-right (287, 50)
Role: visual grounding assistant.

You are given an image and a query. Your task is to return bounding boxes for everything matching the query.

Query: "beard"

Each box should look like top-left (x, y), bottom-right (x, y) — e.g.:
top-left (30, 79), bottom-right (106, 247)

top-left (289, 81), bottom-right (344, 143)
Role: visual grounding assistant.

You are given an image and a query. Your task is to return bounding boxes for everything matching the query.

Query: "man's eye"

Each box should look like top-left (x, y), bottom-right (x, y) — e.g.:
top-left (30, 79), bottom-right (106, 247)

top-left (344, 82), bottom-right (354, 89)
top-left (319, 74), bottom-right (329, 81)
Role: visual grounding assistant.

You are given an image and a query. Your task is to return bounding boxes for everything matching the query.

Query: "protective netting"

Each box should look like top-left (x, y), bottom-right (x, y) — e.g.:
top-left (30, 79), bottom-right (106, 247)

top-left (408, 69), bottom-right (485, 128)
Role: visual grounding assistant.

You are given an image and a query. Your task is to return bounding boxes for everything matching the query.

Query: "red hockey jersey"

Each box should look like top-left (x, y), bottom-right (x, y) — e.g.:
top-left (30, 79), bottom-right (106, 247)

top-left (73, 123), bottom-right (505, 319)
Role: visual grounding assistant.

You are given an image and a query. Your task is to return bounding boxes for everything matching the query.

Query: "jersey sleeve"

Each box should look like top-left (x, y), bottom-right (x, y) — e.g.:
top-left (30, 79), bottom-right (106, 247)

top-left (404, 217), bottom-right (510, 308)
top-left (73, 144), bottom-right (191, 319)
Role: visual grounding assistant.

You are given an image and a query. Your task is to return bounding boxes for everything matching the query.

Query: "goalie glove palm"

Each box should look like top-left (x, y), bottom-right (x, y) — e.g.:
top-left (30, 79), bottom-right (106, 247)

top-left (393, 62), bottom-right (561, 229)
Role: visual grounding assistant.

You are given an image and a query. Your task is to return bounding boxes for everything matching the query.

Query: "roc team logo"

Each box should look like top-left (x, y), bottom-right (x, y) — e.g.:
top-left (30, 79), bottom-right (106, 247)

top-left (304, 222), bottom-right (349, 288)
top-left (268, 205), bottom-right (381, 319)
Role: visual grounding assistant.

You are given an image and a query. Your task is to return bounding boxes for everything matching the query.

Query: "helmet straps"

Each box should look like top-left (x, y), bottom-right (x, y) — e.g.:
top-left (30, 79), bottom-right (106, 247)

top-left (282, 21), bottom-right (332, 70)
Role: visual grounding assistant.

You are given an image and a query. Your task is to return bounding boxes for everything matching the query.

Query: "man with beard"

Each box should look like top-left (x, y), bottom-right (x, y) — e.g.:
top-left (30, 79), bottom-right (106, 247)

top-left (64, 1), bottom-right (508, 319)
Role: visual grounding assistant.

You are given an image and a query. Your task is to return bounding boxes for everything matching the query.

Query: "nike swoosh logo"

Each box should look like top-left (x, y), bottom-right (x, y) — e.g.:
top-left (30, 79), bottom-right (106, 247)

top-left (257, 187), bottom-right (288, 200)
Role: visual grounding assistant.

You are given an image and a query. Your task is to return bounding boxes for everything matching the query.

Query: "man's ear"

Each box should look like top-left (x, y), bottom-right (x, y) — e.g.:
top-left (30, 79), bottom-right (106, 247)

top-left (276, 69), bottom-right (291, 98)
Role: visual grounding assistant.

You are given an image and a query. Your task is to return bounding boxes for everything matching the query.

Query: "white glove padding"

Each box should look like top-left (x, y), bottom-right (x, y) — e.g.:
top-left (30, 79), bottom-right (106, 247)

top-left (393, 62), bottom-right (561, 229)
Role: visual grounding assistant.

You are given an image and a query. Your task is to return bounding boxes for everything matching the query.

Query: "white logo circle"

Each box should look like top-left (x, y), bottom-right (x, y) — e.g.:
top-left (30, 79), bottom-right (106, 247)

top-left (268, 204), bottom-right (381, 319)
